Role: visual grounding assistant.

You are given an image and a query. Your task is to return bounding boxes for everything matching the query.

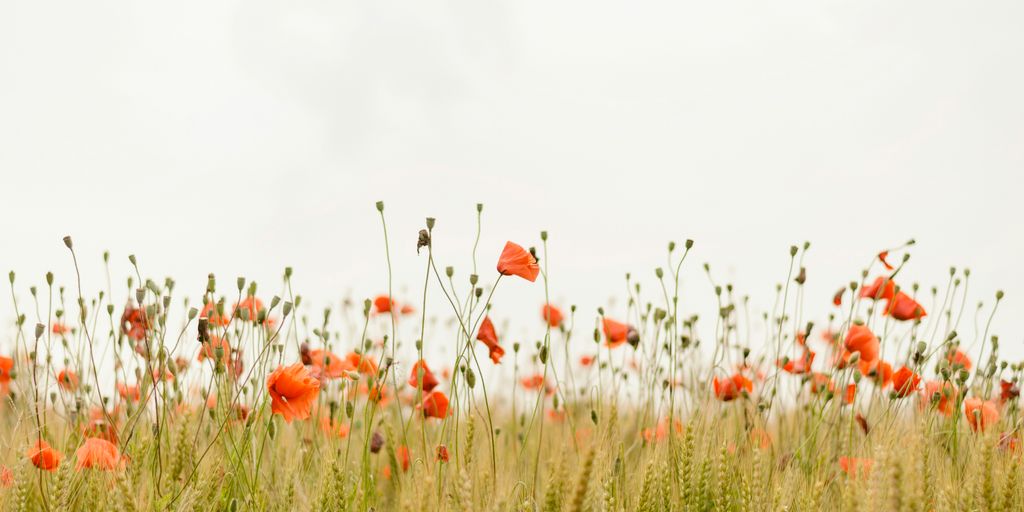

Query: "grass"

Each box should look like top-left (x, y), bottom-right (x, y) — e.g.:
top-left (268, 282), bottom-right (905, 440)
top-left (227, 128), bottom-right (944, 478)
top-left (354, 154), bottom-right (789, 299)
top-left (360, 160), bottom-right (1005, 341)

top-left (0, 204), bottom-right (1020, 511)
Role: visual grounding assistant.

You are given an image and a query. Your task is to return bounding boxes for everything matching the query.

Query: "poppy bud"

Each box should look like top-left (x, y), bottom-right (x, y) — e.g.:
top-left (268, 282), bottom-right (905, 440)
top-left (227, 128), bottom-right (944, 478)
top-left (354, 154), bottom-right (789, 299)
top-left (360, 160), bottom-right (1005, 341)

top-left (34, 323), bottom-right (44, 340)
top-left (8, 271), bottom-right (13, 284)
top-left (916, 341), bottom-right (927, 354)
top-left (62, 236), bottom-right (73, 249)
top-left (346, 401), bottom-right (354, 418)
top-left (128, 254), bottom-right (137, 266)
top-left (476, 203), bottom-right (483, 213)
top-left (539, 346), bottom-right (548, 364)
top-left (445, 267), bottom-right (454, 278)
top-left (591, 409), bottom-right (598, 424)
top-left (426, 217), bottom-right (435, 229)
top-left (466, 368), bottom-right (476, 389)
top-left (789, 246), bottom-right (798, 257)
top-left (46, 271), bottom-right (53, 285)
top-left (268, 418), bottom-right (277, 439)
top-left (540, 230), bottom-right (548, 241)
top-left (283, 302), bottom-right (293, 317)
top-left (376, 201), bottom-right (384, 212)
top-left (469, 274), bottom-right (478, 285)
top-left (655, 268), bottom-right (663, 279)
top-left (107, 304), bottom-right (114, 315)
top-left (668, 241), bottom-right (676, 252)
top-left (237, 277), bottom-right (245, 292)
top-left (996, 290), bottom-right (1004, 300)
top-left (847, 352), bottom-right (860, 365)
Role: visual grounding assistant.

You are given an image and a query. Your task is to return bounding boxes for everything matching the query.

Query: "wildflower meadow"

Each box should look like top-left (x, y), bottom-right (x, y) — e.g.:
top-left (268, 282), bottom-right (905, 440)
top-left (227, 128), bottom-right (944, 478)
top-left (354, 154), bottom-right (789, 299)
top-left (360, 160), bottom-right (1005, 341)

top-left (0, 203), bottom-right (1020, 512)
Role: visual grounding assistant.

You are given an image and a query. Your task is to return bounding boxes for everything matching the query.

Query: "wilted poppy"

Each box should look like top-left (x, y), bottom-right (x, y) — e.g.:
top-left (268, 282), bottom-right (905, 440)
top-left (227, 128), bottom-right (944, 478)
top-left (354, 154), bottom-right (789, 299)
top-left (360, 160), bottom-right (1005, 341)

top-left (476, 316), bottom-right (505, 364)
top-left (964, 397), bottom-right (1000, 432)
top-left (74, 437), bottom-right (120, 471)
top-left (542, 304), bottom-right (564, 328)
top-left (843, 324), bottom-right (879, 364)
top-left (27, 439), bottom-right (61, 471)
top-left (890, 366), bottom-right (921, 398)
top-left (713, 373), bottom-right (753, 401)
top-left (419, 391), bottom-right (450, 419)
top-left (408, 360), bottom-right (439, 392)
top-left (266, 363), bottom-right (321, 422)
top-left (496, 241), bottom-right (540, 282)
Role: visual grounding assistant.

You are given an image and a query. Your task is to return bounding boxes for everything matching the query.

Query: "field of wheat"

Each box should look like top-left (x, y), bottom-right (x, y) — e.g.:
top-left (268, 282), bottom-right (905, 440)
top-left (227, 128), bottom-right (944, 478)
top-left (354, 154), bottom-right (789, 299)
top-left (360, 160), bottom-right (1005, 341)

top-left (0, 203), bottom-right (1020, 512)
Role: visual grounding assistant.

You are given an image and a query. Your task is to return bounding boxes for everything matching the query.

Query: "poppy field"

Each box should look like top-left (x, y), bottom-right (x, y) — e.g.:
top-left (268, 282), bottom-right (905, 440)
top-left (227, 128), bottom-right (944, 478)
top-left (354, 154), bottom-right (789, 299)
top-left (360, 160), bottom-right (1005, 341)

top-left (1, 203), bottom-right (1021, 512)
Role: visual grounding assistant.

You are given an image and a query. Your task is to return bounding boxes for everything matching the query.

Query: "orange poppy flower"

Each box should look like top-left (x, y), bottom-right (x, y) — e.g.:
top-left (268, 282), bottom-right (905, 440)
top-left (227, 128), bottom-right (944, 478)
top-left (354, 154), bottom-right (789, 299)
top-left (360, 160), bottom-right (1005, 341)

top-left (496, 241), bottom-right (540, 282)
top-left (964, 397), bottom-right (1000, 432)
top-left (419, 391), bottom-right (450, 419)
top-left (713, 373), bottom-right (753, 401)
top-left (520, 374), bottom-right (550, 394)
top-left (399, 304), bottom-right (415, 316)
top-left (266, 363), bottom-right (321, 422)
top-left (809, 372), bottom-right (834, 395)
top-left (408, 360), bottom-right (439, 392)
top-left (74, 437), bottom-right (120, 471)
top-left (602, 318), bottom-right (634, 348)
top-left (51, 322), bottom-right (70, 336)
top-left (0, 356), bottom-right (12, 395)
top-left (198, 335), bottom-right (232, 365)
top-left (200, 300), bottom-right (230, 326)
top-left (344, 352), bottom-right (379, 376)
top-left (884, 292), bottom-right (926, 321)
top-left (117, 382), bottom-right (140, 402)
top-left (319, 416), bottom-right (350, 438)
top-left (843, 324), bottom-right (879, 364)
top-left (57, 369), bottom-right (79, 392)
top-left (922, 380), bottom-right (958, 416)
top-left (373, 295), bottom-right (395, 314)
top-left (750, 428), bottom-right (772, 449)
top-left (579, 355), bottom-right (595, 367)
top-left (476, 316), bottom-right (505, 364)
top-left (0, 466), bottom-right (12, 488)
top-left (309, 349), bottom-right (349, 380)
top-left (778, 349), bottom-right (814, 375)
top-left (858, 360), bottom-right (893, 388)
top-left (396, 445), bottom-right (411, 472)
top-left (436, 445), bottom-right (450, 463)
top-left (860, 277), bottom-right (896, 302)
top-left (838, 456), bottom-right (873, 478)
top-left (542, 304), bottom-right (564, 328)
top-left (890, 366), bottom-right (921, 398)
top-left (233, 297), bottom-right (265, 323)
top-left (877, 251), bottom-right (894, 270)
top-left (27, 439), bottom-right (61, 471)
top-left (832, 288), bottom-right (845, 307)
top-left (120, 304), bottom-right (149, 341)
top-left (842, 383), bottom-right (857, 405)
top-left (946, 349), bottom-right (972, 371)
top-left (641, 418), bottom-right (683, 443)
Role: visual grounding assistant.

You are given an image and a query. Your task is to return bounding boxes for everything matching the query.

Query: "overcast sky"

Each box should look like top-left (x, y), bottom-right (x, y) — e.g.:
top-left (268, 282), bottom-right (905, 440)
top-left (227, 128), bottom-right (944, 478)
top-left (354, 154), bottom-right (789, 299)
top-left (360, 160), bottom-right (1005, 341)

top-left (2, 1), bottom-right (1022, 361)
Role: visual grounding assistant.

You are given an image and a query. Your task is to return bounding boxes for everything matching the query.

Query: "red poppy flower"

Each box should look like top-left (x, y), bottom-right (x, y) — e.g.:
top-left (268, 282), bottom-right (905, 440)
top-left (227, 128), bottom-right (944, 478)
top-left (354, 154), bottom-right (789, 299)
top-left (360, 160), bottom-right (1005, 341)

top-left (233, 297), bottom-right (265, 323)
top-left (778, 349), bottom-right (814, 375)
top-left (0, 356), bottom-right (12, 395)
top-left (27, 439), bottom-right (61, 471)
top-left (266, 363), bottom-right (321, 422)
top-left (890, 366), bottom-right (921, 398)
top-left (713, 373), bottom-right (753, 401)
top-left (809, 372), bottom-right (833, 395)
top-left (319, 416), bottom-right (350, 438)
top-left (833, 288), bottom-right (845, 307)
top-left (842, 383), bottom-right (857, 405)
top-left (496, 241), bottom-right (540, 282)
top-left (373, 295), bottom-right (395, 314)
top-left (396, 445), bottom-right (411, 472)
top-left (51, 322), bottom-right (70, 336)
top-left (922, 380), bottom-right (958, 416)
top-left (602, 318), bottom-right (632, 348)
top-left (858, 360), bottom-right (893, 388)
top-left (946, 349), bottom-right (972, 371)
top-left (120, 304), bottom-right (149, 341)
top-left (408, 360), bottom-right (439, 392)
top-left (843, 324), bottom-right (879, 364)
top-left (0, 466), bottom-right (12, 488)
top-left (200, 300), bottom-right (230, 326)
top-left (399, 304), bottom-right (415, 315)
top-left (860, 277), bottom-right (896, 302)
top-left (345, 352), bottom-right (379, 376)
top-left (419, 391), bottom-right (450, 419)
top-left (579, 355), bottom-right (595, 367)
top-left (877, 251), bottom-right (894, 270)
top-left (884, 292), bottom-right (926, 321)
top-left (117, 382), bottom-right (140, 402)
top-left (74, 437), bottom-right (121, 471)
top-left (476, 316), bottom-right (505, 364)
top-left (520, 374), bottom-right (549, 393)
top-left (542, 304), bottom-right (564, 328)
top-left (964, 397), bottom-right (1000, 432)
top-left (838, 456), bottom-right (873, 478)
top-left (999, 379), bottom-right (1020, 404)
top-left (309, 349), bottom-right (349, 380)
top-left (57, 369), bottom-right (79, 392)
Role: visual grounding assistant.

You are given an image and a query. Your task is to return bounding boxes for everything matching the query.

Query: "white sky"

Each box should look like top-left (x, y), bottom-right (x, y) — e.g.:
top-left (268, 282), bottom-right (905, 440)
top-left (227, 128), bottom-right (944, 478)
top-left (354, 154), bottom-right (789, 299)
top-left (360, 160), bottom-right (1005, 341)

top-left (2, 1), bottom-right (1023, 362)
